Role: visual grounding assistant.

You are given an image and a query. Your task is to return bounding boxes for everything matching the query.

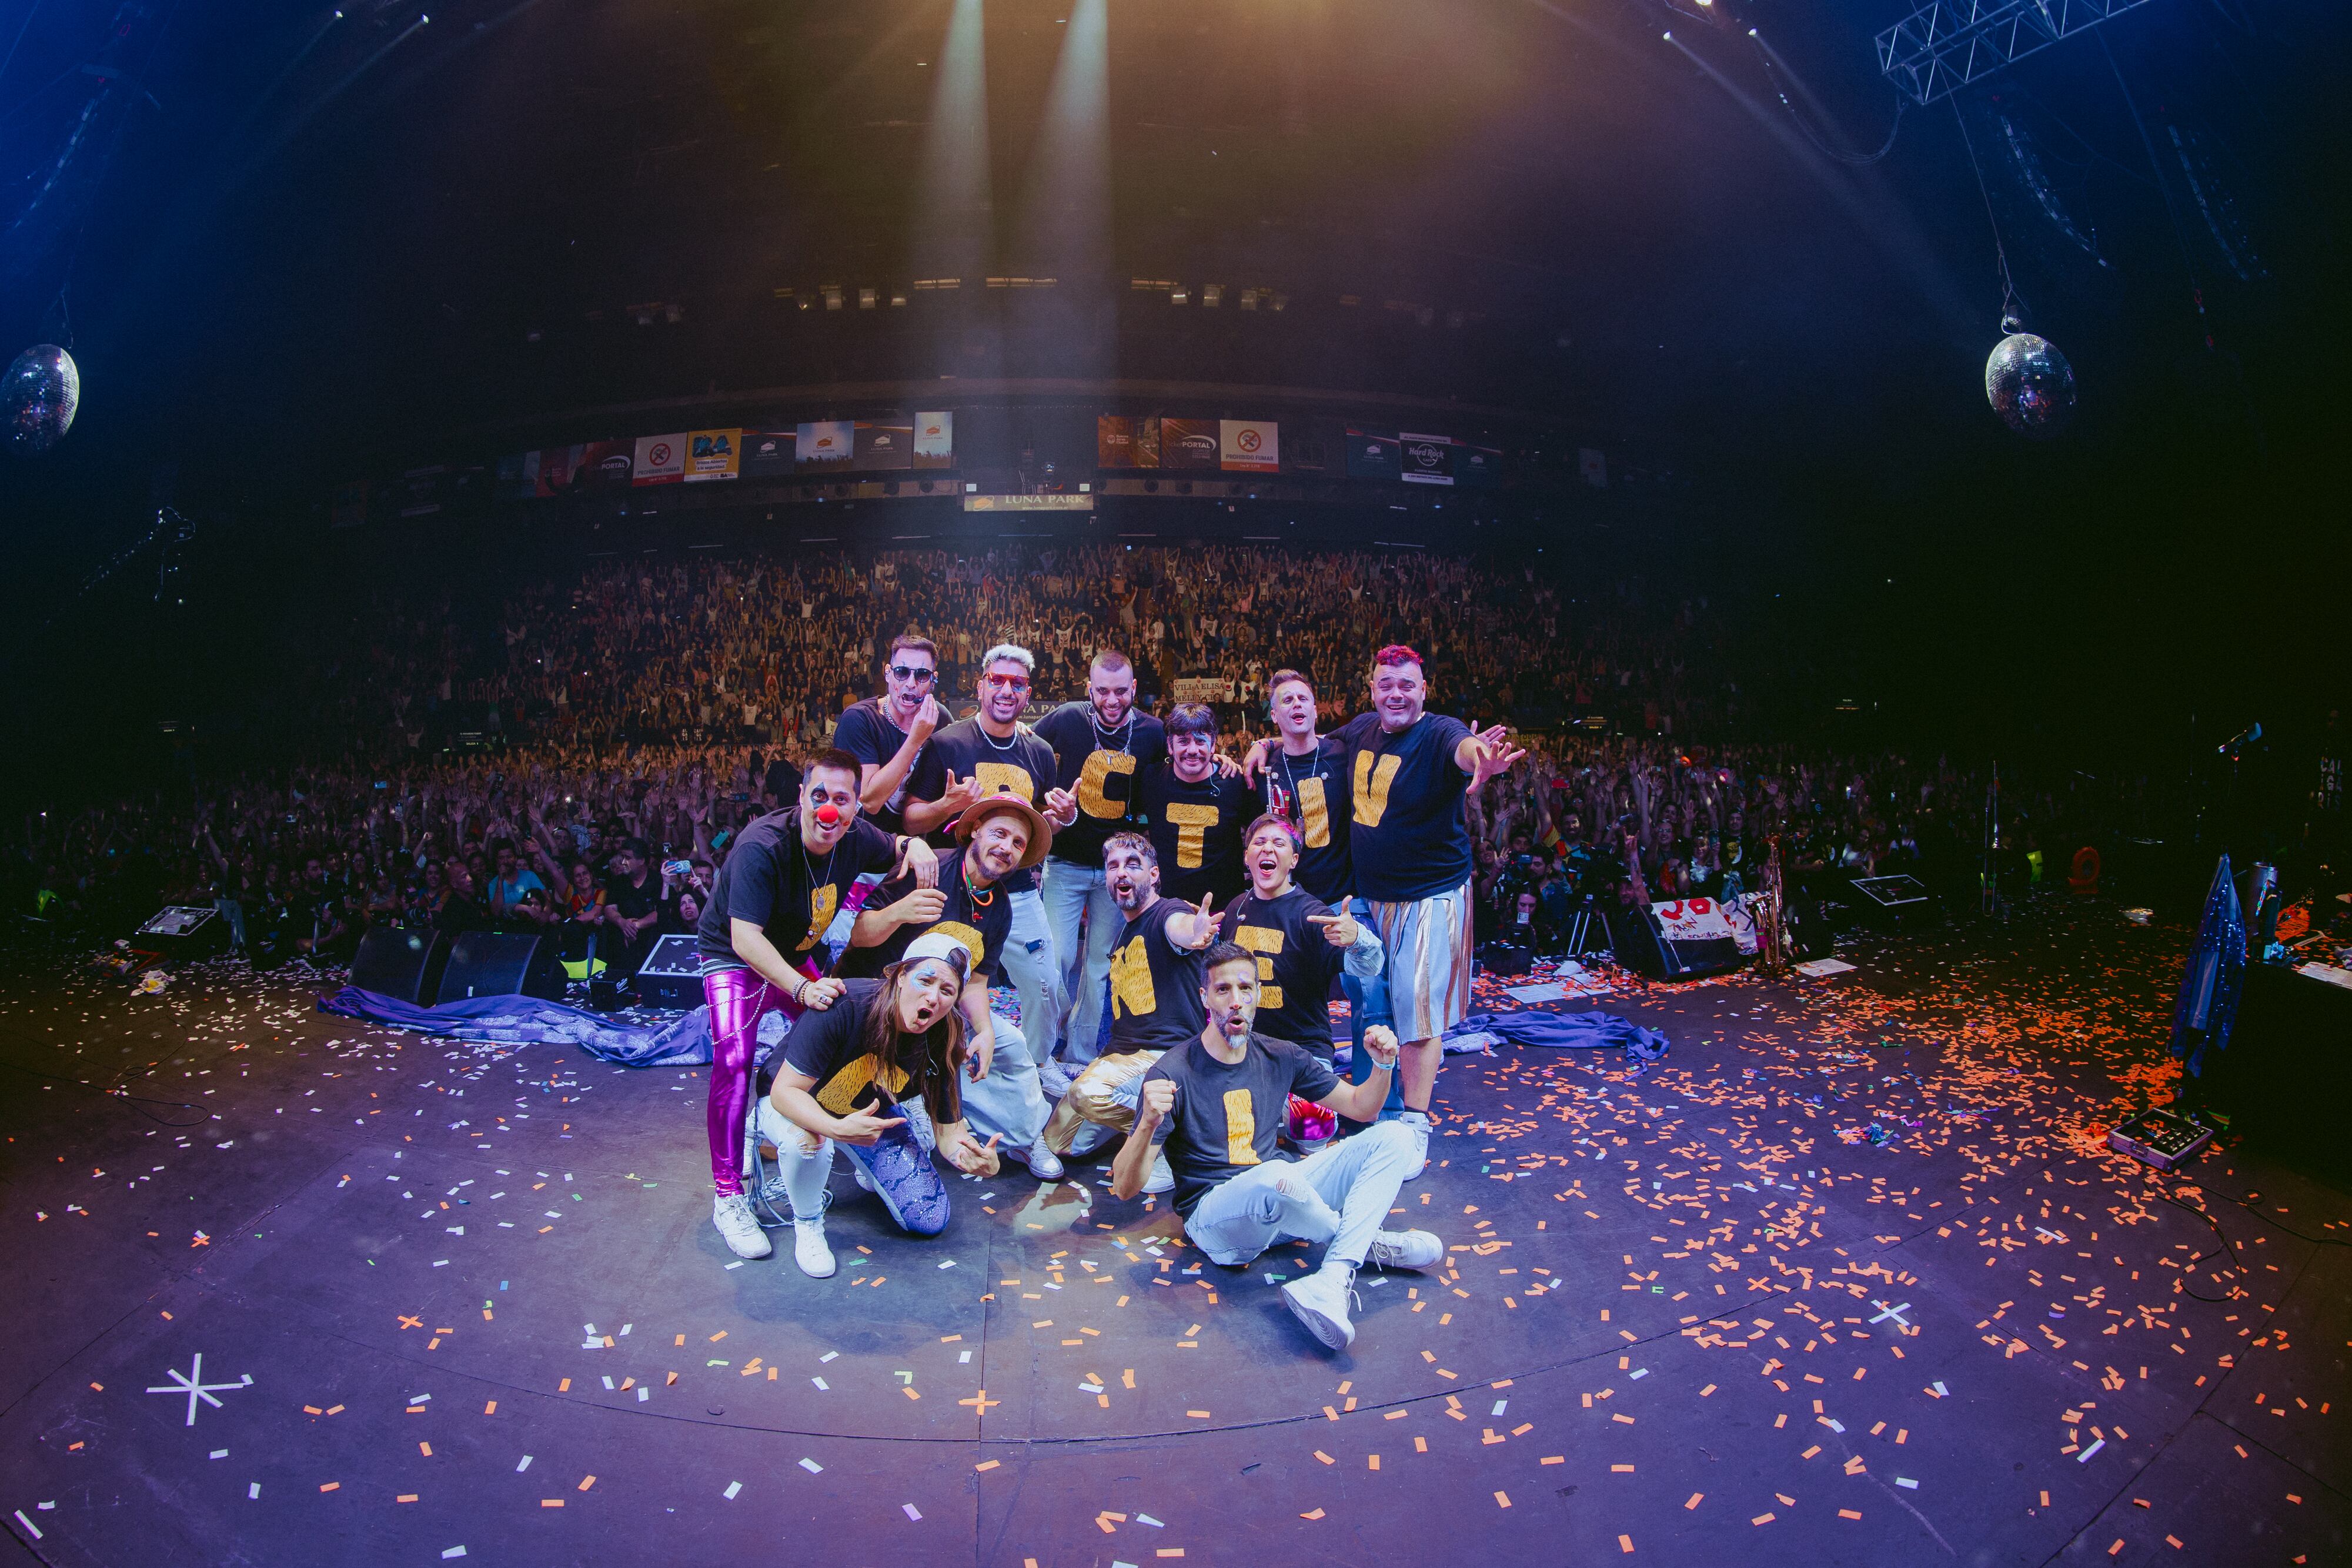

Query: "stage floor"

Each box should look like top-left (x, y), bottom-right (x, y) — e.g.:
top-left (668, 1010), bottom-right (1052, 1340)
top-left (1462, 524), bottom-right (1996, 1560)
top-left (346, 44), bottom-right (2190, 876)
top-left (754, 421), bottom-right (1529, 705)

top-left (3, 900), bottom-right (2345, 1567)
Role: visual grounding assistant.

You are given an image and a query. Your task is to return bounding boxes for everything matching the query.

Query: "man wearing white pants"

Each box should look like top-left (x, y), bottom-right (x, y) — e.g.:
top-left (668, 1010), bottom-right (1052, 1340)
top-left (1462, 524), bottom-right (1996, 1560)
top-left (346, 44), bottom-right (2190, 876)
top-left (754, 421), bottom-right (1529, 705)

top-left (1111, 941), bottom-right (1444, 1352)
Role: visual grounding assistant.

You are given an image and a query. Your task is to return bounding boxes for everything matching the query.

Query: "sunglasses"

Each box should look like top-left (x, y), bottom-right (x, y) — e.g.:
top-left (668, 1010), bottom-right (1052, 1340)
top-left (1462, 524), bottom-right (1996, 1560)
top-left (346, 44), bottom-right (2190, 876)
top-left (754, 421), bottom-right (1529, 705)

top-left (983, 673), bottom-right (1031, 690)
top-left (888, 666), bottom-right (937, 683)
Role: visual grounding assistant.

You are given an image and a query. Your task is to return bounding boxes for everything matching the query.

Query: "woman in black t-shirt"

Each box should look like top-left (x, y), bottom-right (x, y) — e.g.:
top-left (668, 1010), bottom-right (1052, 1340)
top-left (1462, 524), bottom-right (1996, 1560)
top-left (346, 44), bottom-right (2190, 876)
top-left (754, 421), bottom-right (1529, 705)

top-left (759, 933), bottom-right (1003, 1277)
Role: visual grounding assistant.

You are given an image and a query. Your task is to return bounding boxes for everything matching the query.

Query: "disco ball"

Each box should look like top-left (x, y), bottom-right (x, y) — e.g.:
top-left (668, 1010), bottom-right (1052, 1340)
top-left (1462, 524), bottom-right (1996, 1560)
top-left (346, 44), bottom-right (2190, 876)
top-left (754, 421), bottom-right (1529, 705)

top-left (2, 344), bottom-right (79, 456)
top-left (1984, 332), bottom-right (2075, 440)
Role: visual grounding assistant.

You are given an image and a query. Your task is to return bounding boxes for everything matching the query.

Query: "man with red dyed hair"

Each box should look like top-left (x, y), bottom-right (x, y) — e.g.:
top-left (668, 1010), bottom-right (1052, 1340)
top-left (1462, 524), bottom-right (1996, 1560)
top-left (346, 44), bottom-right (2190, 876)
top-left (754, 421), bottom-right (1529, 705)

top-left (1318, 645), bottom-right (1522, 1175)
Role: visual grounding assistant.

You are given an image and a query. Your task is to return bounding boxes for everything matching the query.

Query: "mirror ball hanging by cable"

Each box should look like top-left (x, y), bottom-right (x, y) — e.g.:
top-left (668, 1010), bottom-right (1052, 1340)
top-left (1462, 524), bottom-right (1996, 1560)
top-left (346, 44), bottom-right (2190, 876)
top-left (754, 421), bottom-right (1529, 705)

top-left (1984, 331), bottom-right (2076, 440)
top-left (2, 344), bottom-right (80, 456)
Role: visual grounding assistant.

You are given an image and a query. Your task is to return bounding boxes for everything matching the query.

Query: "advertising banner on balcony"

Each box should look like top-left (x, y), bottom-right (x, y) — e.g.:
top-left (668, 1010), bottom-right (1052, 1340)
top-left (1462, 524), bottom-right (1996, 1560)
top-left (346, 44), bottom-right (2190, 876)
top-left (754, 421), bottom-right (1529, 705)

top-left (1097, 415), bottom-right (1160, 469)
top-left (795, 420), bottom-right (856, 474)
top-left (534, 444), bottom-right (587, 498)
top-left (1344, 429), bottom-right (1401, 482)
top-left (631, 433), bottom-right (685, 486)
top-left (740, 429), bottom-right (796, 478)
top-left (497, 450), bottom-right (539, 500)
top-left (1397, 431), bottom-right (1456, 486)
top-left (1158, 417), bottom-right (1220, 470)
top-left (574, 440), bottom-right (636, 490)
top-left (854, 420), bottom-right (914, 470)
top-left (913, 411), bottom-right (954, 469)
top-left (1457, 445), bottom-right (1502, 489)
top-left (683, 429), bottom-right (740, 483)
top-left (1218, 419), bottom-right (1279, 473)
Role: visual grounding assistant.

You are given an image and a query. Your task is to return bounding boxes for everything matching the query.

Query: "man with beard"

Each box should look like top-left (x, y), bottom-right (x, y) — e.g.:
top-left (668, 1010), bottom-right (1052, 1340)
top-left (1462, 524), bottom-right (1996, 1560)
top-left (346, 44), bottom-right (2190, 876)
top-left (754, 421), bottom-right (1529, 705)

top-left (834, 634), bottom-right (943, 837)
top-left (1217, 815), bottom-right (1384, 1064)
top-left (1134, 703), bottom-right (1254, 907)
top-left (1034, 650), bottom-right (1164, 1072)
top-left (841, 791), bottom-right (1065, 1181)
top-left (696, 750), bottom-right (938, 1261)
top-left (1273, 646), bottom-right (1524, 1178)
top-left (905, 644), bottom-right (1079, 1089)
top-left (1111, 942), bottom-right (1442, 1352)
top-left (1035, 833), bottom-right (1218, 1193)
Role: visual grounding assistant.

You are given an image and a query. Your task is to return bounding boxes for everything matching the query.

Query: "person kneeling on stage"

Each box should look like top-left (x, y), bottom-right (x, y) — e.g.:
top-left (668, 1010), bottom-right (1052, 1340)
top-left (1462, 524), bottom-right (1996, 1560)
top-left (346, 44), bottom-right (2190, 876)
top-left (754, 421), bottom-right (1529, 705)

top-left (841, 788), bottom-right (1068, 1183)
top-left (758, 933), bottom-right (1003, 1278)
top-left (1035, 832), bottom-right (1219, 1193)
top-left (1111, 942), bottom-right (1443, 1351)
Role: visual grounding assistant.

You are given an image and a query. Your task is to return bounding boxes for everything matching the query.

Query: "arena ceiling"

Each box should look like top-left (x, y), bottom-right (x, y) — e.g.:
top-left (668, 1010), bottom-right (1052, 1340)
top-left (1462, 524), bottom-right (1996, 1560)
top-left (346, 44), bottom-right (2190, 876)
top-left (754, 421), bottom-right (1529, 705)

top-left (0, 0), bottom-right (2339, 519)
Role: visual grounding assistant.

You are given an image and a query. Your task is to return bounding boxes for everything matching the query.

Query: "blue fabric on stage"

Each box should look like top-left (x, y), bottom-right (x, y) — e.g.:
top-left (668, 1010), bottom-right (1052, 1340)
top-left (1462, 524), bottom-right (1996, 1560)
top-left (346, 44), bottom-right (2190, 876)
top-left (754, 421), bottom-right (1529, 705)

top-left (1444, 1008), bottom-right (1669, 1062)
top-left (2168, 854), bottom-right (2247, 1079)
top-left (317, 985), bottom-right (713, 1066)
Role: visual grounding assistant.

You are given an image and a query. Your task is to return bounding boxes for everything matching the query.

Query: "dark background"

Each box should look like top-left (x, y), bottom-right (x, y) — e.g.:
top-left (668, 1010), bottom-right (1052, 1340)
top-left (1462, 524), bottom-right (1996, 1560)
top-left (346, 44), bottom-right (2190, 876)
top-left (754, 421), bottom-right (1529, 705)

top-left (0, 0), bottom-right (2341, 810)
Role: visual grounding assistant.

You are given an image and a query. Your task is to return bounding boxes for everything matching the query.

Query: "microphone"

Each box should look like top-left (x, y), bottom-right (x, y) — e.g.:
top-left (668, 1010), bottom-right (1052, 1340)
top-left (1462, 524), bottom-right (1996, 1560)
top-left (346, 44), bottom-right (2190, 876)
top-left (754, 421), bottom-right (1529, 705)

top-left (2217, 722), bottom-right (2261, 755)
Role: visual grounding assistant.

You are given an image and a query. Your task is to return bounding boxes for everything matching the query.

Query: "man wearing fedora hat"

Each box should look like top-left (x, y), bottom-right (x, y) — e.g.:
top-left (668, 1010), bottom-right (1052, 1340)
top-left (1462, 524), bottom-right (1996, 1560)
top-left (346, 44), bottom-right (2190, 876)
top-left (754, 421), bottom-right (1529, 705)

top-left (851, 785), bottom-right (1068, 1179)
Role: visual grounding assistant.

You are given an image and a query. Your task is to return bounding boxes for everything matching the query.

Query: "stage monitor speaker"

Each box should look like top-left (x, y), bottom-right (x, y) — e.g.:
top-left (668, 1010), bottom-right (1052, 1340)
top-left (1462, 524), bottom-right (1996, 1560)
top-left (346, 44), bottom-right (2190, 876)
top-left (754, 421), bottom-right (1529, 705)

top-left (349, 925), bottom-right (450, 1006)
top-left (136, 905), bottom-right (229, 959)
top-left (1476, 940), bottom-right (1534, 978)
top-left (439, 931), bottom-right (566, 1004)
top-left (634, 933), bottom-right (705, 1009)
top-left (1605, 901), bottom-right (1744, 981)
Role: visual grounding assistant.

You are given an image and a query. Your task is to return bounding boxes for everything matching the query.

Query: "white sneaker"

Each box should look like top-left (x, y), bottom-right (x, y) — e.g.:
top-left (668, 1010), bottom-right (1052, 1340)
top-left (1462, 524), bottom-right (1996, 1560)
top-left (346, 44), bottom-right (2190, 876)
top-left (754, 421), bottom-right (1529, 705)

top-left (1019, 1141), bottom-right (1065, 1181)
top-left (791, 1220), bottom-right (836, 1279)
top-left (1391, 1110), bottom-right (1432, 1181)
top-left (1281, 1265), bottom-right (1359, 1350)
top-left (1036, 1058), bottom-right (1075, 1098)
top-left (1367, 1229), bottom-right (1444, 1271)
top-left (711, 1193), bottom-right (771, 1260)
top-left (850, 1161), bottom-right (877, 1193)
top-left (1143, 1152), bottom-right (1175, 1195)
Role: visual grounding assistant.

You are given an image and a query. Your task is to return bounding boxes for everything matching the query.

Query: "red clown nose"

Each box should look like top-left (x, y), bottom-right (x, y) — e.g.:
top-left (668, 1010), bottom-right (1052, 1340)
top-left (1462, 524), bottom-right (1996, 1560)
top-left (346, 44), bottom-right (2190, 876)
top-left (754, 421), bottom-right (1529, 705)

top-left (815, 804), bottom-right (841, 827)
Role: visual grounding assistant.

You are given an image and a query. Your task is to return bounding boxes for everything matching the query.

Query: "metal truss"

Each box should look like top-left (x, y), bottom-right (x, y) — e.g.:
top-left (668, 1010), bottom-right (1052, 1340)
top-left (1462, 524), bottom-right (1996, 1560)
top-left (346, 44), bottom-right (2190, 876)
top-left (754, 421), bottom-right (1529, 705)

top-left (1876, 0), bottom-right (2156, 105)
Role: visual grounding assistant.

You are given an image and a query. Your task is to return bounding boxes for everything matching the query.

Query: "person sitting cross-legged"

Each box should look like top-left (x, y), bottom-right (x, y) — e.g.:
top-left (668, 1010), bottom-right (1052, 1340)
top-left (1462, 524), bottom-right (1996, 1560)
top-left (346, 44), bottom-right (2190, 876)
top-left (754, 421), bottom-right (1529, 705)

top-left (1110, 941), bottom-right (1444, 1352)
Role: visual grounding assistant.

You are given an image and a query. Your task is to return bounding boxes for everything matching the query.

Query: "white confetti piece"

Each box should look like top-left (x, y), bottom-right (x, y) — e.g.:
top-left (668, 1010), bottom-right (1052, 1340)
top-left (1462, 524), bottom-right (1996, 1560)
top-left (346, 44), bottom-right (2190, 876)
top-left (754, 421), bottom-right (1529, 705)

top-left (937, 1259), bottom-right (957, 1269)
top-left (725, 1261), bottom-right (744, 1271)
top-left (637, 1386), bottom-right (650, 1402)
top-left (723, 1482), bottom-right (743, 1500)
top-left (1932, 1381), bottom-right (1949, 1397)
top-left (958, 1350), bottom-right (973, 1363)
top-left (812, 1377), bottom-right (828, 1390)
top-left (441, 1548), bottom-right (467, 1560)
top-left (210, 1449), bottom-right (227, 1459)
top-left (1135, 1513), bottom-right (1164, 1527)
top-left (11, 1512), bottom-right (41, 1540)
top-left (247, 1483), bottom-right (260, 1500)
top-left (901, 1504), bottom-right (922, 1522)
top-left (819, 1352), bottom-right (838, 1363)
top-left (432, 1260), bottom-right (449, 1268)
top-left (516, 1456), bottom-right (532, 1473)
top-left (1895, 1477), bottom-right (1919, 1489)
top-left (799, 1458), bottom-right (823, 1474)
top-left (2077, 1439), bottom-right (2104, 1463)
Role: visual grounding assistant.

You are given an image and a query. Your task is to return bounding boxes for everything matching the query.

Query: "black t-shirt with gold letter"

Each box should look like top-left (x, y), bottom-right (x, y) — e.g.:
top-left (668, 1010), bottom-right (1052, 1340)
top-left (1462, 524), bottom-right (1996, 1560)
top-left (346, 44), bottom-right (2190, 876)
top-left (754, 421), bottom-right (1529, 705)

top-left (1134, 763), bottom-right (1254, 905)
top-left (1144, 1034), bottom-right (1339, 1218)
top-left (909, 716), bottom-right (1058, 894)
top-left (1034, 703), bottom-right (1167, 869)
top-left (837, 847), bottom-right (1012, 982)
top-left (1217, 886), bottom-right (1349, 1056)
top-left (1333, 710), bottom-right (1474, 902)
top-left (696, 808), bottom-right (900, 969)
top-left (1105, 896), bottom-right (1208, 1055)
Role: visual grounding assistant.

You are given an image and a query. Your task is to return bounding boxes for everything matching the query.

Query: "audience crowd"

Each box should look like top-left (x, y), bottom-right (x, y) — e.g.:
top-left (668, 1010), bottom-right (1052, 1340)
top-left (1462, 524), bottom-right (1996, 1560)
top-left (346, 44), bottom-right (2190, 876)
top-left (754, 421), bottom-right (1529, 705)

top-left (11, 543), bottom-right (2123, 961)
